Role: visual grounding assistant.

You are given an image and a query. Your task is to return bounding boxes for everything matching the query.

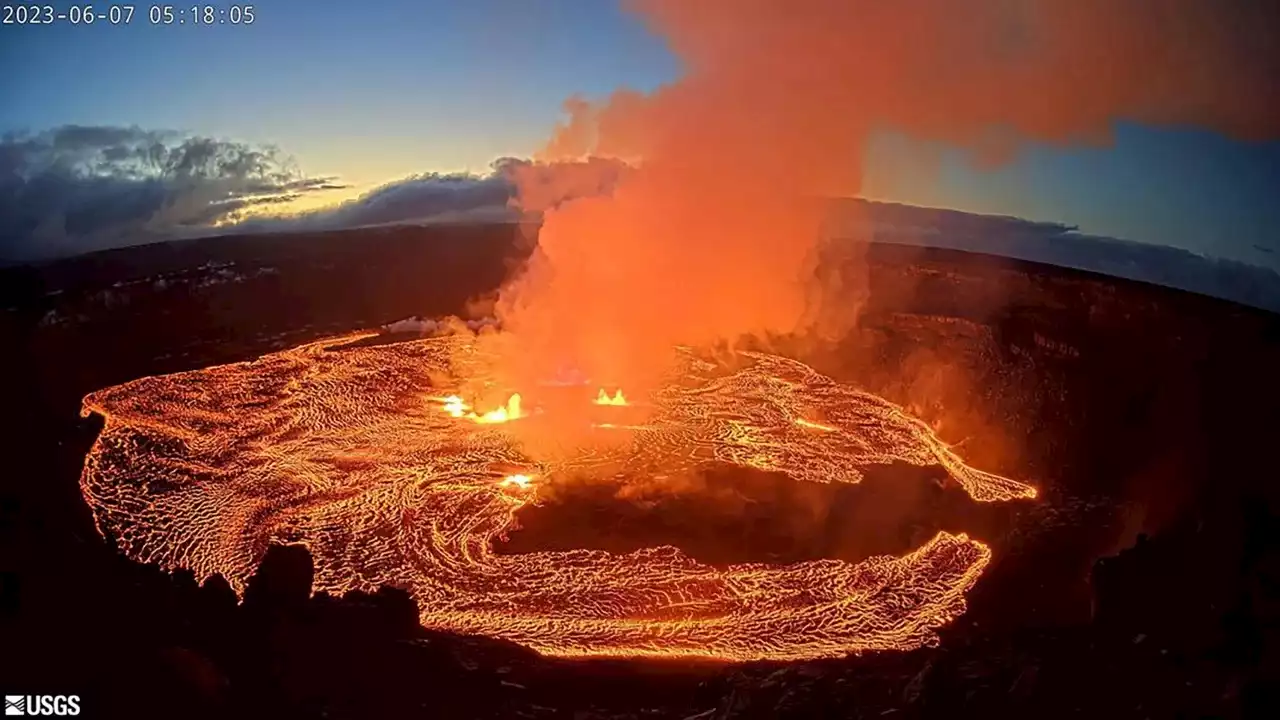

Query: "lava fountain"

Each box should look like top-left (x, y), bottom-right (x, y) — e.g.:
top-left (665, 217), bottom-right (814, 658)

top-left (80, 330), bottom-right (1035, 661)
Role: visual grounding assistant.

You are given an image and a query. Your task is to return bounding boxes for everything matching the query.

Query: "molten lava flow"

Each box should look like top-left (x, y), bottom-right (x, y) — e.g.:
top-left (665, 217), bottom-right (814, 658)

top-left (475, 393), bottom-right (523, 424)
top-left (436, 393), bottom-right (523, 424)
top-left (439, 395), bottom-right (469, 417)
top-left (80, 332), bottom-right (1035, 661)
top-left (795, 418), bottom-right (837, 432)
top-left (500, 474), bottom-right (534, 490)
top-left (595, 389), bottom-right (627, 406)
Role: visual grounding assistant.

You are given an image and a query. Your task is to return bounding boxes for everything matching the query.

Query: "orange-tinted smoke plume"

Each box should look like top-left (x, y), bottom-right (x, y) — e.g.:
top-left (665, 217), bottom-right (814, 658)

top-left (492, 0), bottom-right (1279, 393)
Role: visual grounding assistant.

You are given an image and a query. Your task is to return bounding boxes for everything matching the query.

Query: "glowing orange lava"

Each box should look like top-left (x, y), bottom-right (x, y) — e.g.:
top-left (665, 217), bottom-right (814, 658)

top-left (500, 473), bottom-right (535, 490)
top-left (79, 331), bottom-right (1035, 661)
top-left (437, 393), bottom-right (523, 424)
top-left (594, 389), bottom-right (628, 406)
top-left (794, 418), bottom-right (837, 432)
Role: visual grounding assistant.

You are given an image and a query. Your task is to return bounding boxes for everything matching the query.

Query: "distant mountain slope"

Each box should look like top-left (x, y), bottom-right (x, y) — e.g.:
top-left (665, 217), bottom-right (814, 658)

top-left (4, 199), bottom-right (1277, 315)
top-left (828, 199), bottom-right (1280, 313)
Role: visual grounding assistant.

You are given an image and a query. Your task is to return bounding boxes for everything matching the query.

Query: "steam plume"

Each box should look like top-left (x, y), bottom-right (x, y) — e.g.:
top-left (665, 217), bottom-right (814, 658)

top-left (493, 0), bottom-right (1279, 391)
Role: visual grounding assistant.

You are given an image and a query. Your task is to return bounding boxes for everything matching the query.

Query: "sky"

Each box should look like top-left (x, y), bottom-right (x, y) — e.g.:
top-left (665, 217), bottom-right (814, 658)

top-left (1, 0), bottom-right (1277, 266)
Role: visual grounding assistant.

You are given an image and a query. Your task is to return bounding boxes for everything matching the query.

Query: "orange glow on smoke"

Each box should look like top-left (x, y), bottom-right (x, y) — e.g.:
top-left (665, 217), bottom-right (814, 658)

top-left (594, 388), bottom-right (628, 406)
top-left (489, 0), bottom-right (1280, 410)
top-left (80, 332), bottom-right (1037, 661)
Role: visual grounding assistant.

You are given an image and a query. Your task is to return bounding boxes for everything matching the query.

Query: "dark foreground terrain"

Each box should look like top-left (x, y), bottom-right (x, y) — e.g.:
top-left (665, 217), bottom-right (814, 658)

top-left (2, 221), bottom-right (1278, 718)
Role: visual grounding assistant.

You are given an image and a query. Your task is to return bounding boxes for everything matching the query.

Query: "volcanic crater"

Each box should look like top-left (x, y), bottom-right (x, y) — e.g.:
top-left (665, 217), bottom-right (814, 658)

top-left (78, 326), bottom-right (1036, 662)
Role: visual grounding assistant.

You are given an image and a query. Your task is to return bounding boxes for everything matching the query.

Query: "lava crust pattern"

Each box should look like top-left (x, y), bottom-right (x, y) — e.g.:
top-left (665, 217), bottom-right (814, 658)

top-left (80, 332), bottom-right (1036, 661)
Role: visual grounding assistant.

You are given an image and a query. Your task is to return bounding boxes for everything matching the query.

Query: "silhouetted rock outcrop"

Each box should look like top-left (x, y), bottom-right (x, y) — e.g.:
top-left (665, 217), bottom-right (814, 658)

top-left (242, 544), bottom-right (315, 616)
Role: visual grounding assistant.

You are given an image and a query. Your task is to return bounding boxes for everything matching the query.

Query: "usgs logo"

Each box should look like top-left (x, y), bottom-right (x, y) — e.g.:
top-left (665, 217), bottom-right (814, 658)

top-left (4, 696), bottom-right (80, 716)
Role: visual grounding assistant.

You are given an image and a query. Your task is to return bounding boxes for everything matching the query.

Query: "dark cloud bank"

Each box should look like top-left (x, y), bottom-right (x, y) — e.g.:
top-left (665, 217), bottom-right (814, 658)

top-left (234, 155), bottom-right (629, 235)
top-left (0, 125), bottom-right (348, 261)
top-left (0, 125), bottom-right (626, 263)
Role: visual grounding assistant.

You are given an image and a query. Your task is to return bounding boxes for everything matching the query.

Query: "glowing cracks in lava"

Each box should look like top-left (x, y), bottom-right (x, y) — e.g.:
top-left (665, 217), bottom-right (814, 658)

top-left (80, 332), bottom-right (1038, 662)
top-left (794, 418), bottom-right (837, 432)
top-left (594, 389), bottom-right (628, 406)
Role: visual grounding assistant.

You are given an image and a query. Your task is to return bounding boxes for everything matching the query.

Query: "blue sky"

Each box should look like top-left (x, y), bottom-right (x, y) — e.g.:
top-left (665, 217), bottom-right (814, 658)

top-left (2, 0), bottom-right (1277, 265)
top-left (0, 0), bottom-right (679, 183)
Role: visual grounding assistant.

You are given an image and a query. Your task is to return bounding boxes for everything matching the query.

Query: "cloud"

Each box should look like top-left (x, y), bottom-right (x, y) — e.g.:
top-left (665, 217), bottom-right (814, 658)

top-left (0, 126), bottom-right (629, 262)
top-left (0, 125), bottom-right (342, 262)
top-left (234, 156), bottom-right (630, 234)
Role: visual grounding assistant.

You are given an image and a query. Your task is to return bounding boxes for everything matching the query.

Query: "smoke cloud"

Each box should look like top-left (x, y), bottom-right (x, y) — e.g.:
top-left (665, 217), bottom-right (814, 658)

top-left (491, 0), bottom-right (1280, 393)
